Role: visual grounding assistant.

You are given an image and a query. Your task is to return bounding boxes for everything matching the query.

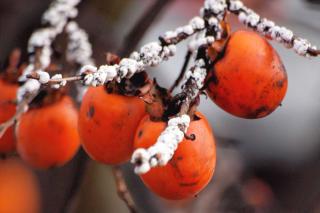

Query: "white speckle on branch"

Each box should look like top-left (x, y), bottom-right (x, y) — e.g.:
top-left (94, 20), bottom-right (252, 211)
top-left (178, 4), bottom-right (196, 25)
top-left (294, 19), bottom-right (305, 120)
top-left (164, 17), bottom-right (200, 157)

top-left (204, 0), bottom-right (227, 19)
top-left (185, 59), bottom-right (207, 89)
top-left (131, 114), bottom-right (190, 174)
top-left (228, 0), bottom-right (243, 11)
top-left (17, 79), bottom-right (41, 103)
top-left (189, 16), bottom-right (205, 30)
top-left (51, 74), bottom-right (67, 89)
top-left (293, 38), bottom-right (311, 56)
top-left (36, 70), bottom-right (50, 84)
top-left (140, 42), bottom-right (163, 66)
top-left (188, 36), bottom-right (215, 52)
top-left (66, 21), bottom-right (94, 66)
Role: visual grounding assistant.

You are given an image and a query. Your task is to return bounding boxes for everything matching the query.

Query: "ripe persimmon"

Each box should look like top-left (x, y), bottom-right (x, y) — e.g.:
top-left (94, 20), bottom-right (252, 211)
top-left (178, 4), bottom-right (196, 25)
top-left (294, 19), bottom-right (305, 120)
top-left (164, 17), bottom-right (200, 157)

top-left (206, 30), bottom-right (288, 119)
top-left (16, 96), bottom-right (80, 169)
top-left (0, 78), bottom-right (18, 154)
top-left (0, 158), bottom-right (40, 213)
top-left (134, 112), bottom-right (216, 200)
top-left (79, 86), bottom-right (146, 164)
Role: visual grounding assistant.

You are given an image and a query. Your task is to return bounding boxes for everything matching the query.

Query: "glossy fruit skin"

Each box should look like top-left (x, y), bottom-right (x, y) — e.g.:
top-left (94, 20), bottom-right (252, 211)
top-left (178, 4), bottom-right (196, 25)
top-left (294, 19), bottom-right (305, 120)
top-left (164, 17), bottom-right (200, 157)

top-left (0, 79), bottom-right (18, 153)
top-left (79, 86), bottom-right (146, 164)
top-left (17, 96), bottom-right (80, 169)
top-left (134, 112), bottom-right (216, 200)
top-left (0, 158), bottom-right (40, 213)
top-left (207, 30), bottom-right (288, 119)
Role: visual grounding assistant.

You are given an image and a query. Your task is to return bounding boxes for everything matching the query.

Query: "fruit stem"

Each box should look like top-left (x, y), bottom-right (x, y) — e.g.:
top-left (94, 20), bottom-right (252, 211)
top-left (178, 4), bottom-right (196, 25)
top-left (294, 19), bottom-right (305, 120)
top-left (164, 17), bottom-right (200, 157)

top-left (0, 93), bottom-right (35, 139)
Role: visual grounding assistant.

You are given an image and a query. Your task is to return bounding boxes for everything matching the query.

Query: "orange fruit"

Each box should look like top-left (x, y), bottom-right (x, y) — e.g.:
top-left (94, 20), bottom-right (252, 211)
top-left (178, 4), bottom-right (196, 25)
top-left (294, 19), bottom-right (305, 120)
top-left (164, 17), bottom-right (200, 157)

top-left (207, 30), bottom-right (288, 119)
top-left (17, 96), bottom-right (80, 169)
top-left (0, 158), bottom-right (40, 213)
top-left (79, 86), bottom-right (146, 164)
top-left (0, 79), bottom-right (18, 153)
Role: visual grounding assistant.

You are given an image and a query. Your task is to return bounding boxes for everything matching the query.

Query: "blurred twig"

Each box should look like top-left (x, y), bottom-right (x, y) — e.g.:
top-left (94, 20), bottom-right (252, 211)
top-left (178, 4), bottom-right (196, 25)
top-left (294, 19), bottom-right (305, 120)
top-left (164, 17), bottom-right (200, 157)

top-left (112, 166), bottom-right (137, 213)
top-left (169, 51), bottom-right (192, 93)
top-left (118, 0), bottom-right (174, 57)
top-left (61, 149), bottom-right (88, 213)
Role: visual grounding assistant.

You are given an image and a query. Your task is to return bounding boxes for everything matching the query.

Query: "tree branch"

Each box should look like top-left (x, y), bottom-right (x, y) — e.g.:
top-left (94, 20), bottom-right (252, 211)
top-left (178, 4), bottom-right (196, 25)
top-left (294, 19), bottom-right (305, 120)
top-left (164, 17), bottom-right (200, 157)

top-left (118, 0), bottom-right (174, 57)
top-left (112, 166), bottom-right (137, 213)
top-left (169, 51), bottom-right (192, 93)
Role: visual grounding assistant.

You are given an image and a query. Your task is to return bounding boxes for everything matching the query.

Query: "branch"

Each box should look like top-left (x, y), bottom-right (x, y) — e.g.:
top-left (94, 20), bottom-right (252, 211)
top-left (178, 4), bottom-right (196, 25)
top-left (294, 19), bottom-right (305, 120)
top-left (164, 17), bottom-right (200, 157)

top-left (118, 0), bottom-right (174, 57)
top-left (226, 0), bottom-right (319, 57)
top-left (169, 50), bottom-right (192, 93)
top-left (43, 15), bottom-right (206, 88)
top-left (0, 93), bottom-right (35, 138)
top-left (112, 166), bottom-right (137, 213)
top-left (60, 149), bottom-right (89, 213)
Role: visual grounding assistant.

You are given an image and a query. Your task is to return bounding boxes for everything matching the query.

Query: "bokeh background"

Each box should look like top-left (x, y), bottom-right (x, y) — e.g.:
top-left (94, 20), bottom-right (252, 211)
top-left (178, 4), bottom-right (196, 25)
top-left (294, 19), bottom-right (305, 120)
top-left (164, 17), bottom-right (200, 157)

top-left (1, 0), bottom-right (320, 212)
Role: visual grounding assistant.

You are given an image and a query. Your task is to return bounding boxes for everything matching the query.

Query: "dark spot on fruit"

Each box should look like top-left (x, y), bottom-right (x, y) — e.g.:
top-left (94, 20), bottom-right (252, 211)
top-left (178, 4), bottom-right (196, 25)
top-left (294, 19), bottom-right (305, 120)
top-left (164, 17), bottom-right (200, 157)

top-left (274, 80), bottom-right (284, 88)
top-left (170, 161), bottom-right (183, 178)
top-left (247, 106), bottom-right (269, 118)
top-left (280, 61), bottom-right (286, 72)
top-left (176, 156), bottom-right (183, 161)
top-left (93, 119), bottom-right (100, 126)
top-left (192, 171), bottom-right (200, 178)
top-left (87, 105), bottom-right (95, 118)
top-left (179, 181), bottom-right (198, 187)
top-left (138, 130), bottom-right (143, 138)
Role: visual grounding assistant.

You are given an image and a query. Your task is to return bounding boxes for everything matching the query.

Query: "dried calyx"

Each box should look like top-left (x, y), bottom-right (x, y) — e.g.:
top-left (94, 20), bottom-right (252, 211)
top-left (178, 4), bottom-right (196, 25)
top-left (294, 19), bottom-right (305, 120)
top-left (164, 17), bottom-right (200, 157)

top-left (0, 49), bottom-right (25, 84)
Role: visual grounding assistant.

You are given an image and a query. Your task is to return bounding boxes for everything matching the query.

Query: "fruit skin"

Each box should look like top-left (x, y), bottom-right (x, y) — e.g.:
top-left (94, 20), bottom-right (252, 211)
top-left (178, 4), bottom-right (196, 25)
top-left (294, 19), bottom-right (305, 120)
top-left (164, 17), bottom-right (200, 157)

top-left (79, 86), bottom-right (146, 164)
top-left (17, 96), bottom-right (80, 169)
top-left (0, 158), bottom-right (40, 213)
top-left (207, 30), bottom-right (288, 119)
top-left (134, 112), bottom-right (216, 200)
top-left (0, 79), bottom-right (18, 153)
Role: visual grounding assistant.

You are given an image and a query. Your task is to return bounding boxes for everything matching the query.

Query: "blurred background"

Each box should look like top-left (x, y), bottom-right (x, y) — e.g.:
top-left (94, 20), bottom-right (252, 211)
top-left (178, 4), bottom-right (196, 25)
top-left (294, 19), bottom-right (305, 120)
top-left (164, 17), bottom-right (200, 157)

top-left (1, 0), bottom-right (320, 212)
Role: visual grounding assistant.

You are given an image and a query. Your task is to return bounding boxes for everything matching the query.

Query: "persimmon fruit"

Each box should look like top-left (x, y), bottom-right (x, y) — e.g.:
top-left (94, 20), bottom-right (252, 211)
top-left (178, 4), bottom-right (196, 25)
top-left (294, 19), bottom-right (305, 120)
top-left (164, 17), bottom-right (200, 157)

top-left (134, 112), bottom-right (216, 200)
top-left (16, 96), bottom-right (80, 169)
top-left (0, 78), bottom-right (18, 154)
top-left (206, 30), bottom-right (288, 119)
top-left (0, 158), bottom-right (40, 213)
top-left (79, 86), bottom-right (146, 164)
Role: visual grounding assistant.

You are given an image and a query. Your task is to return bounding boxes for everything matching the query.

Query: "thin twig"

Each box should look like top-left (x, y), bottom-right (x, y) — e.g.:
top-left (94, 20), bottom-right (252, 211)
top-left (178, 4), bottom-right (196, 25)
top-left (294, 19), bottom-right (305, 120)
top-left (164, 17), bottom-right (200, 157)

top-left (118, 0), bottom-right (174, 57)
top-left (26, 72), bottom-right (82, 84)
top-left (61, 149), bottom-right (89, 213)
top-left (112, 166), bottom-right (137, 213)
top-left (169, 51), bottom-right (192, 93)
top-left (0, 94), bottom-right (35, 138)
top-left (308, 48), bottom-right (320, 56)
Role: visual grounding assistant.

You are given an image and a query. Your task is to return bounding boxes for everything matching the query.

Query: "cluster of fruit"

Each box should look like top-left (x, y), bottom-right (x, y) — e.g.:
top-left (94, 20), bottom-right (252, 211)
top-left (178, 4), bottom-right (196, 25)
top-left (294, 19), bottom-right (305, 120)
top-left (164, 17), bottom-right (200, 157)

top-left (0, 25), bottom-right (288, 200)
